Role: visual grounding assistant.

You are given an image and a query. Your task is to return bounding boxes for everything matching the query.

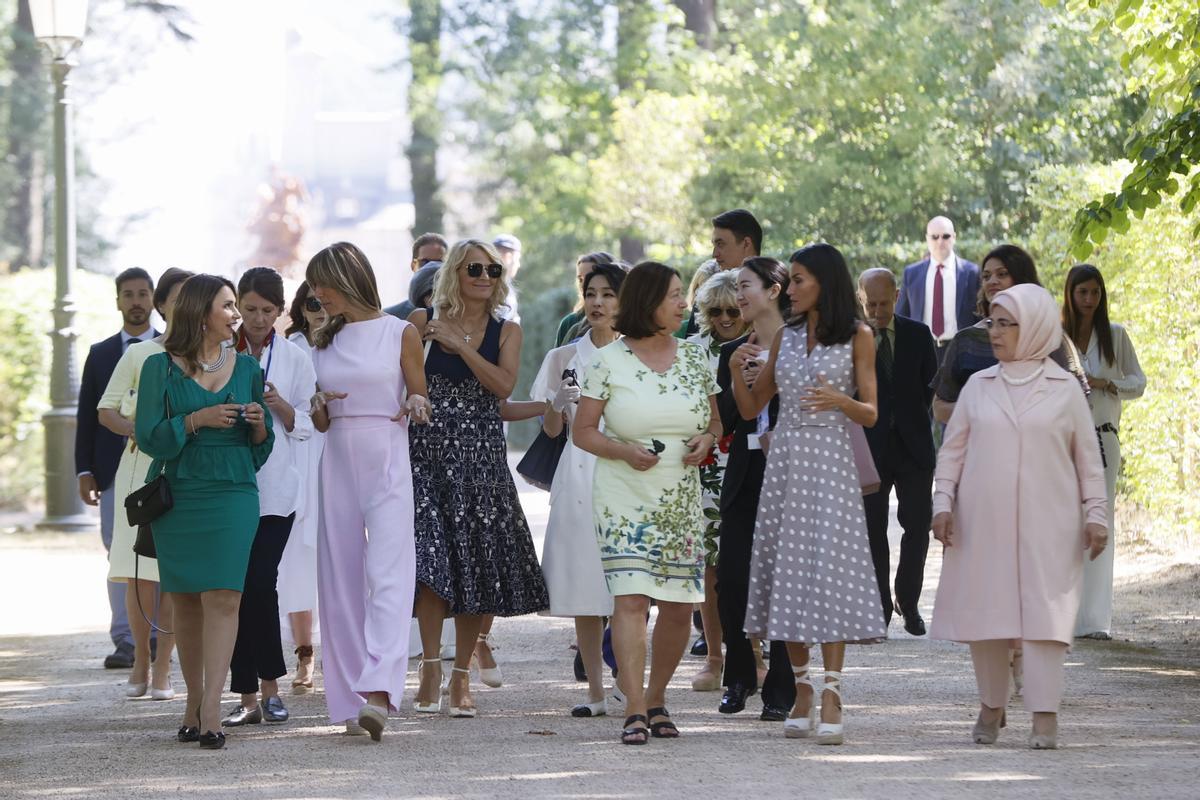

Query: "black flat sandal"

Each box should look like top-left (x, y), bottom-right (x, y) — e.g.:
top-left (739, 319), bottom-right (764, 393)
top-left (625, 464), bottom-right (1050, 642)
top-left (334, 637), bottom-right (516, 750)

top-left (647, 707), bottom-right (679, 738)
top-left (621, 714), bottom-right (649, 745)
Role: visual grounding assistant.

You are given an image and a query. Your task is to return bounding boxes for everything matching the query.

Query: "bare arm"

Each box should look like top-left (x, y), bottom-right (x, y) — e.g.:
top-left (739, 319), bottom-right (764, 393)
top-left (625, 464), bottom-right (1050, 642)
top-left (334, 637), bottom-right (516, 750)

top-left (500, 399), bottom-right (547, 422)
top-left (731, 328), bottom-right (782, 420)
top-left (99, 407), bottom-right (134, 438)
top-left (932, 397), bottom-right (955, 424)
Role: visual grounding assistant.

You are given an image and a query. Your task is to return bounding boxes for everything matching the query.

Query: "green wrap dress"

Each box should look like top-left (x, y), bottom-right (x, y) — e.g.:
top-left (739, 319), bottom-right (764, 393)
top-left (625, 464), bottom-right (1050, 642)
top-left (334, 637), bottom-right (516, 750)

top-left (134, 352), bottom-right (274, 593)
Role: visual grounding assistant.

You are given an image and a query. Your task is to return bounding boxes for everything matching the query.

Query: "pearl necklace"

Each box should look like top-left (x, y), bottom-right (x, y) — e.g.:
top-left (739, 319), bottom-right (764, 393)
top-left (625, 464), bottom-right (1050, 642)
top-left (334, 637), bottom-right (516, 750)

top-left (999, 365), bottom-right (1043, 386)
top-left (199, 345), bottom-right (228, 373)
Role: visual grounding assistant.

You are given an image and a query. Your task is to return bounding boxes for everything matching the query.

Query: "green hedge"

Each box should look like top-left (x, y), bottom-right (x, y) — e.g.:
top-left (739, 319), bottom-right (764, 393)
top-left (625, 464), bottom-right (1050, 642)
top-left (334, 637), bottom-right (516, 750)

top-left (1028, 162), bottom-right (1200, 546)
top-left (0, 269), bottom-right (120, 508)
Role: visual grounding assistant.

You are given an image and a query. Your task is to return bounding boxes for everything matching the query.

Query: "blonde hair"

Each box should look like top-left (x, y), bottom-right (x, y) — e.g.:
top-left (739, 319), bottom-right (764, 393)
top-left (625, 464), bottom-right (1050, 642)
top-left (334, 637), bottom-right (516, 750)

top-left (432, 239), bottom-right (511, 320)
top-left (688, 259), bottom-right (721, 305)
top-left (695, 270), bottom-right (745, 336)
top-left (304, 242), bottom-right (381, 348)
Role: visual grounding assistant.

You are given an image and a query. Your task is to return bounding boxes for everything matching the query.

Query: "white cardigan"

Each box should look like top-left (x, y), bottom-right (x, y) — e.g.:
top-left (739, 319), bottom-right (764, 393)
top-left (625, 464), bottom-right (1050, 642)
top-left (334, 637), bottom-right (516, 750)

top-left (1083, 323), bottom-right (1145, 430)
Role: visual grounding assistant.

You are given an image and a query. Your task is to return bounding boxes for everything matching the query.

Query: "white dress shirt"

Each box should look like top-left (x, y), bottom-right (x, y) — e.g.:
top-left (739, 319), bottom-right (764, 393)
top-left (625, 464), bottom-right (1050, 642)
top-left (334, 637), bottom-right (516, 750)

top-left (249, 334), bottom-right (316, 518)
top-left (923, 252), bottom-right (959, 343)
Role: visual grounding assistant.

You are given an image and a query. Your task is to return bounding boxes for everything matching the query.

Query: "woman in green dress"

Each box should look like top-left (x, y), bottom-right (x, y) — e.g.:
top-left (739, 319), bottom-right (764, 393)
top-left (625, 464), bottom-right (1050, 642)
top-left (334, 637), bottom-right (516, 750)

top-left (135, 274), bottom-right (273, 750)
top-left (574, 261), bottom-right (721, 745)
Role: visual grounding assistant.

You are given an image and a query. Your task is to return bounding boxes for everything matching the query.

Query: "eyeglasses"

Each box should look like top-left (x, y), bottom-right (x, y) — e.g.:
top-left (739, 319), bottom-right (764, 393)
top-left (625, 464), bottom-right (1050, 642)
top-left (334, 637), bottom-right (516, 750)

top-left (463, 262), bottom-right (503, 279)
top-left (706, 306), bottom-right (741, 319)
top-left (304, 297), bottom-right (322, 313)
top-left (928, 233), bottom-right (954, 241)
top-left (983, 318), bottom-right (1018, 331)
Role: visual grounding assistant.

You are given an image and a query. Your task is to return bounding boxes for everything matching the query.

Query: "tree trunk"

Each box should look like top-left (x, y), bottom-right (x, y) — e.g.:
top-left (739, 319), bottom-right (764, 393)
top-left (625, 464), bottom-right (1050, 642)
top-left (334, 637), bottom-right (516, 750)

top-left (5, 0), bottom-right (48, 271)
top-left (405, 0), bottom-right (445, 237)
top-left (619, 235), bottom-right (646, 264)
top-left (673, 0), bottom-right (717, 49)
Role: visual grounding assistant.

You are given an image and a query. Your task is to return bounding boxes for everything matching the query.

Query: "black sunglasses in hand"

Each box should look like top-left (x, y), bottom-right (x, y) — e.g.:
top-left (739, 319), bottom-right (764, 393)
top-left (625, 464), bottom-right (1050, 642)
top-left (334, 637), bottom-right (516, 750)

top-left (463, 262), bottom-right (503, 279)
top-left (304, 297), bottom-right (322, 312)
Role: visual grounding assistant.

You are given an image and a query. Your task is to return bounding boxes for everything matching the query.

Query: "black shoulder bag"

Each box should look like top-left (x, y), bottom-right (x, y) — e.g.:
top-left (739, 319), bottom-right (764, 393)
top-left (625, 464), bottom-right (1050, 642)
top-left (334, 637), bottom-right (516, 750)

top-left (125, 365), bottom-right (176, 558)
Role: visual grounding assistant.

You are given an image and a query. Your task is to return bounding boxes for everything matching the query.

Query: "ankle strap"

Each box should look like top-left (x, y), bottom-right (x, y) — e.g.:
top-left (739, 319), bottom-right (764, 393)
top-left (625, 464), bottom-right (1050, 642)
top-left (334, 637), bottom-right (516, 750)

top-left (823, 670), bottom-right (843, 698)
top-left (421, 658), bottom-right (442, 665)
top-left (792, 665), bottom-right (813, 687)
top-left (452, 666), bottom-right (471, 675)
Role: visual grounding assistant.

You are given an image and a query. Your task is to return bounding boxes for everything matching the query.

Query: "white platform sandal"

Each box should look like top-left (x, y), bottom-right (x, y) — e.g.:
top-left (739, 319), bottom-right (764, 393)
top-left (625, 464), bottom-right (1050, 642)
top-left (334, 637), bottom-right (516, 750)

top-left (816, 671), bottom-right (844, 745)
top-left (783, 664), bottom-right (818, 739)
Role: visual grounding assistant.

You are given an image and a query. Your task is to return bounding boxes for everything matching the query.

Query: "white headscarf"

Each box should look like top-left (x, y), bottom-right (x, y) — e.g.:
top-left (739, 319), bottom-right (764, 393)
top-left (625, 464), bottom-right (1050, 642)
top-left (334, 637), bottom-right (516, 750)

top-left (990, 284), bottom-right (1061, 379)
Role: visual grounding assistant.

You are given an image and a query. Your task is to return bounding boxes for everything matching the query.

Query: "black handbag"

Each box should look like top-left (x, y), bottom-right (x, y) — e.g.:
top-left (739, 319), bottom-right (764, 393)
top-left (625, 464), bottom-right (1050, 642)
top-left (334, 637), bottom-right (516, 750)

top-left (125, 369), bottom-right (175, 555)
top-left (516, 368), bottom-right (575, 490)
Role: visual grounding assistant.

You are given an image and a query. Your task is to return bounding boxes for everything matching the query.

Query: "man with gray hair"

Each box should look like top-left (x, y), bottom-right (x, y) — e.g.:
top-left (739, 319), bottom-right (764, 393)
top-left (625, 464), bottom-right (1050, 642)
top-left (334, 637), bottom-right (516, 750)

top-left (895, 216), bottom-right (979, 363)
top-left (858, 267), bottom-right (938, 636)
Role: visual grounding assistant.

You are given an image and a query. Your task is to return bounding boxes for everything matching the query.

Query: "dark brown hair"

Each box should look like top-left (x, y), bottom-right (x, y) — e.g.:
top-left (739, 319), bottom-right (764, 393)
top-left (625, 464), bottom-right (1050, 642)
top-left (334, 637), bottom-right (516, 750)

top-left (412, 232), bottom-right (448, 260)
top-left (614, 261), bottom-right (680, 339)
top-left (976, 244), bottom-right (1041, 317)
top-left (1062, 263), bottom-right (1115, 366)
top-left (237, 266), bottom-right (286, 309)
top-left (163, 274), bottom-right (236, 375)
top-left (285, 281), bottom-right (314, 340)
top-left (115, 267), bottom-right (153, 294)
top-left (152, 268), bottom-right (194, 317)
top-left (786, 244), bottom-right (860, 346)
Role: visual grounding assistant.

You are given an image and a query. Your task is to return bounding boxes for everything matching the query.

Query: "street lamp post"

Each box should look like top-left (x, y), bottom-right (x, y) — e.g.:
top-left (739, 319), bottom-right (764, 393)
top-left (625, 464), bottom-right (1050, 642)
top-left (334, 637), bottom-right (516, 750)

top-left (31, 0), bottom-right (91, 530)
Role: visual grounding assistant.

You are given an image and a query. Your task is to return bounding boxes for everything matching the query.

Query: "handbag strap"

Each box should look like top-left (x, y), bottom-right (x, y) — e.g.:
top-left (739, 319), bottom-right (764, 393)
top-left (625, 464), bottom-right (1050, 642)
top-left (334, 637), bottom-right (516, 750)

top-left (158, 357), bottom-right (176, 477)
top-left (423, 305), bottom-right (438, 363)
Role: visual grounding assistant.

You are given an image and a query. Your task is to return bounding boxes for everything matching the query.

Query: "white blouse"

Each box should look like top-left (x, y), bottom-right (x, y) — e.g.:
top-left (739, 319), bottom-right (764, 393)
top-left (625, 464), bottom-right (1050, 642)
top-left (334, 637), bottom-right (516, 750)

top-left (1082, 323), bottom-right (1145, 430)
top-left (248, 333), bottom-right (316, 518)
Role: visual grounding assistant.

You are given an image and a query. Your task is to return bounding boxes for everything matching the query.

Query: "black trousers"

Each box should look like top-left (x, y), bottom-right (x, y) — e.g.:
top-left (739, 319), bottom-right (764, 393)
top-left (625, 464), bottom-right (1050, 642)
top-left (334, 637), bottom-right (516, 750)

top-left (863, 431), bottom-right (933, 625)
top-left (716, 489), bottom-right (795, 710)
top-left (230, 513), bottom-right (294, 695)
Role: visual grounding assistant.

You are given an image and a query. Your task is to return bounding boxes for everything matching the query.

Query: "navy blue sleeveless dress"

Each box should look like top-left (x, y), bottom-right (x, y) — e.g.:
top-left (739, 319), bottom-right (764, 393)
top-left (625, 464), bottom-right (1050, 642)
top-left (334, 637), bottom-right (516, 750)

top-left (409, 311), bottom-right (549, 616)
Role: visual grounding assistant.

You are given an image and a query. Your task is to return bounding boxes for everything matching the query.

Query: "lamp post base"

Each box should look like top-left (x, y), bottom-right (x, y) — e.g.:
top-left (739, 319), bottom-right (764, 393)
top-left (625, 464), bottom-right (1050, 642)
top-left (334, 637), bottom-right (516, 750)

top-left (35, 513), bottom-right (96, 531)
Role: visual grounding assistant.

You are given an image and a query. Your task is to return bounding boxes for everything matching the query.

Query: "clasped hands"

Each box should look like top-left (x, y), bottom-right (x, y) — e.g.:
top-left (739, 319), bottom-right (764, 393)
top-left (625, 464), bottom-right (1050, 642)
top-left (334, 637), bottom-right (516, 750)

top-left (191, 402), bottom-right (266, 431)
top-left (730, 332), bottom-right (845, 411)
top-left (619, 431), bottom-right (715, 471)
top-left (933, 512), bottom-right (1108, 561)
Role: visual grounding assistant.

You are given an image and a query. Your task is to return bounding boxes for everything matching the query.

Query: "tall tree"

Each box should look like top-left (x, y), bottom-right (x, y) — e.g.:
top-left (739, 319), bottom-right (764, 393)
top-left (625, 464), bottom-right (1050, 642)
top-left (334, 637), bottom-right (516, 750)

top-left (403, 0), bottom-right (445, 237)
top-left (674, 0), bottom-right (717, 49)
top-left (4, 0), bottom-right (48, 272)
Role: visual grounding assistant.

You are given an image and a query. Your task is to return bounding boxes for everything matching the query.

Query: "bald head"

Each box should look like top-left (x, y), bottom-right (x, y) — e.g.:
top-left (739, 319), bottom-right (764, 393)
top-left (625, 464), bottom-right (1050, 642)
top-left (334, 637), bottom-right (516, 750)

top-left (858, 268), bottom-right (900, 330)
top-left (926, 215), bottom-right (957, 263)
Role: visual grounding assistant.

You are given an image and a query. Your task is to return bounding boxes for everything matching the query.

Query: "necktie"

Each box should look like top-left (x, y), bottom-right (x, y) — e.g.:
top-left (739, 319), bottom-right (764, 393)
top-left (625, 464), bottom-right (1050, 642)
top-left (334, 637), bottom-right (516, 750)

top-left (877, 329), bottom-right (893, 383)
top-left (931, 263), bottom-right (945, 338)
top-left (125, 337), bottom-right (141, 350)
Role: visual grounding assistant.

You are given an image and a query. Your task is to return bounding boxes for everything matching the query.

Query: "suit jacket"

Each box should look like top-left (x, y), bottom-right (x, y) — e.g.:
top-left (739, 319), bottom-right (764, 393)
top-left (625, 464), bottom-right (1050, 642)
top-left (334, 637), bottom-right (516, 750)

top-left (75, 333), bottom-right (127, 491)
top-left (717, 334), bottom-right (779, 513)
top-left (895, 256), bottom-right (980, 334)
top-left (866, 314), bottom-right (938, 471)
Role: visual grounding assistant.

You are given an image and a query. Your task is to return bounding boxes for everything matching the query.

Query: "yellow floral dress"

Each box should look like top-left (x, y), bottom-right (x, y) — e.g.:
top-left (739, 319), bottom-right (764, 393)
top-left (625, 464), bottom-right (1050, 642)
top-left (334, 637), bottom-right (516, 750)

top-left (582, 339), bottom-right (720, 602)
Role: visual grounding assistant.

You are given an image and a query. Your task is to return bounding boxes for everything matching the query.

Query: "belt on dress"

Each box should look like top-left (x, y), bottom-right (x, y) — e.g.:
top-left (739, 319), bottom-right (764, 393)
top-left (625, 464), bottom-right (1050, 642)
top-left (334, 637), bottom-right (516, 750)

top-left (1095, 422), bottom-right (1119, 469)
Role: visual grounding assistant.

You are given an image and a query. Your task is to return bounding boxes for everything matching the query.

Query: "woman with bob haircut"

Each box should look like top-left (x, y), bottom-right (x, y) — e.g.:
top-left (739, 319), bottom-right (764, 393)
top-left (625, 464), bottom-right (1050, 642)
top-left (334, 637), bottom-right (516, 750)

top-left (730, 243), bottom-right (882, 745)
top-left (135, 273), bottom-right (274, 750)
top-left (574, 260), bottom-right (721, 745)
top-left (307, 242), bottom-right (432, 740)
top-left (408, 239), bottom-right (548, 720)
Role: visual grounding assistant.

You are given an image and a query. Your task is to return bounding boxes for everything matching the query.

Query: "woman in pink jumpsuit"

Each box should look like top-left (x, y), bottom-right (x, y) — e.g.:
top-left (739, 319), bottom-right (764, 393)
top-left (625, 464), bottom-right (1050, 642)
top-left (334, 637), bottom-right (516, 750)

top-left (307, 242), bottom-right (432, 741)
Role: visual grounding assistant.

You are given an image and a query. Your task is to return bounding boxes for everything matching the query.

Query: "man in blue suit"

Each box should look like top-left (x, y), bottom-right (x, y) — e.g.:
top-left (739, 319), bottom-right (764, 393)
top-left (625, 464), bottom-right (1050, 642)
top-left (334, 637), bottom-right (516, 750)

top-left (895, 216), bottom-right (979, 362)
top-left (75, 267), bottom-right (157, 669)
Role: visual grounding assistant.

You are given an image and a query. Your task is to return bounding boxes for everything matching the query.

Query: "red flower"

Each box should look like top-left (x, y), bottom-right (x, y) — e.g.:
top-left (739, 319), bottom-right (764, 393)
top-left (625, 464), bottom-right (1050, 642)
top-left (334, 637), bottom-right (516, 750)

top-left (717, 433), bottom-right (734, 454)
top-left (700, 446), bottom-right (718, 467)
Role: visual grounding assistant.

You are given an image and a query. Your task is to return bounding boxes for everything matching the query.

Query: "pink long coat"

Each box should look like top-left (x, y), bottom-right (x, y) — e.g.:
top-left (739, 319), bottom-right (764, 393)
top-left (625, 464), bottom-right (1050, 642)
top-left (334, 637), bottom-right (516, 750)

top-left (930, 361), bottom-right (1107, 645)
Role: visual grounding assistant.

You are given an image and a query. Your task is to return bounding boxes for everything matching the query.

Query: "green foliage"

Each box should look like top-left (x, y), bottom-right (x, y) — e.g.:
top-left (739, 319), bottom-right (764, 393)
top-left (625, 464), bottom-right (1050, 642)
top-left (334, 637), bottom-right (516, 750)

top-left (0, 268), bottom-right (117, 508)
top-left (1052, 0), bottom-right (1200, 256)
top-left (1028, 161), bottom-right (1200, 542)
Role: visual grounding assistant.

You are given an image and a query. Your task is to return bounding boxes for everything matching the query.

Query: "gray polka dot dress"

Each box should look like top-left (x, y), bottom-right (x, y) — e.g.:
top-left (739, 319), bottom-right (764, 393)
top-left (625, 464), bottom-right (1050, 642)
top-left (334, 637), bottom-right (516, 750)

top-left (744, 324), bottom-right (886, 645)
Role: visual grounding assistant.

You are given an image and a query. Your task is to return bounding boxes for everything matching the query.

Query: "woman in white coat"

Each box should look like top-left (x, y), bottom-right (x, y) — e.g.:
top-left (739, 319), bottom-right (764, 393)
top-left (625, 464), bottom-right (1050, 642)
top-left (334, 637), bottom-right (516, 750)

top-left (531, 262), bottom-right (627, 716)
top-left (931, 284), bottom-right (1109, 750)
top-left (1061, 264), bottom-right (1145, 639)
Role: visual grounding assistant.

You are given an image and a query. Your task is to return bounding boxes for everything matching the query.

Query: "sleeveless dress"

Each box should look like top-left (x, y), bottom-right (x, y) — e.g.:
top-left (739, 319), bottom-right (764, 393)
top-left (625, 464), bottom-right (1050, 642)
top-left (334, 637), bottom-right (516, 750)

top-left (134, 352), bottom-right (274, 593)
top-left (409, 312), bottom-right (549, 616)
top-left (581, 339), bottom-right (719, 603)
top-left (744, 325), bottom-right (885, 644)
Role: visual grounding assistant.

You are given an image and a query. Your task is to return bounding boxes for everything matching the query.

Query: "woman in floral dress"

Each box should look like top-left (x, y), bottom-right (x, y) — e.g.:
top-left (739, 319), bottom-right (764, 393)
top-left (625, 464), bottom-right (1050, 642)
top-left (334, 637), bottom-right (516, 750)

top-left (575, 261), bottom-right (721, 745)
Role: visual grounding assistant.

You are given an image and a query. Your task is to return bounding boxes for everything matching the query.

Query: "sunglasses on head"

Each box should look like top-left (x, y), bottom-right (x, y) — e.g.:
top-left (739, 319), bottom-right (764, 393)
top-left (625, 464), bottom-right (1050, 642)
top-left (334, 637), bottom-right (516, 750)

top-left (463, 262), bottom-right (503, 279)
top-left (706, 306), bottom-right (741, 319)
top-left (304, 297), bottom-right (322, 313)
top-left (928, 233), bottom-right (954, 241)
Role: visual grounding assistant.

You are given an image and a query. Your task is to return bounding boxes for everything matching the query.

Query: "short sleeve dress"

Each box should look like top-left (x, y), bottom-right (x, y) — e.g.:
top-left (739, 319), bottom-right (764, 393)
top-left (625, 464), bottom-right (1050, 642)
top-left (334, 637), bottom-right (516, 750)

top-left (134, 352), bottom-right (274, 593)
top-left (581, 339), bottom-right (719, 603)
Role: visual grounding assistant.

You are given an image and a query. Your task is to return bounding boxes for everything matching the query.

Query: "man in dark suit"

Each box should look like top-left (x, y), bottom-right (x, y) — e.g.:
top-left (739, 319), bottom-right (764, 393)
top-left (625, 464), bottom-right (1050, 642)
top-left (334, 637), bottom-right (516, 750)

top-left (859, 268), bottom-right (938, 636)
top-left (895, 216), bottom-right (979, 363)
top-left (76, 267), bottom-right (156, 668)
top-left (714, 334), bottom-right (794, 720)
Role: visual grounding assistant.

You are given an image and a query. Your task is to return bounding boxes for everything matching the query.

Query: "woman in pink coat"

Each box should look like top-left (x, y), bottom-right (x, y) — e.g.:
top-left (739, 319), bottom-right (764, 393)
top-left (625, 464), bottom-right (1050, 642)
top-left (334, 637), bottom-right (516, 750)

top-left (931, 284), bottom-right (1108, 750)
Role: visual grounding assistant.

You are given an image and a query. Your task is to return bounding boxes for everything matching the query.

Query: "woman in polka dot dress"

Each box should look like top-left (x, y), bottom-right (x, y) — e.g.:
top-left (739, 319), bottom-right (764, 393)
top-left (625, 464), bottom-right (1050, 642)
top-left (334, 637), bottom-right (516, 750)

top-left (730, 243), bottom-right (884, 746)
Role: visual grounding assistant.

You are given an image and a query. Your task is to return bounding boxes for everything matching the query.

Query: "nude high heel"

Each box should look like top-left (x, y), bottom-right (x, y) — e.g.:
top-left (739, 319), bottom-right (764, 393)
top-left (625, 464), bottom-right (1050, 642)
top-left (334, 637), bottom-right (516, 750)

top-left (449, 667), bottom-right (478, 718)
top-left (972, 706), bottom-right (1007, 745)
top-left (783, 665), bottom-right (818, 739)
top-left (414, 659), bottom-right (443, 713)
top-left (816, 671), bottom-right (844, 745)
top-left (474, 633), bottom-right (503, 688)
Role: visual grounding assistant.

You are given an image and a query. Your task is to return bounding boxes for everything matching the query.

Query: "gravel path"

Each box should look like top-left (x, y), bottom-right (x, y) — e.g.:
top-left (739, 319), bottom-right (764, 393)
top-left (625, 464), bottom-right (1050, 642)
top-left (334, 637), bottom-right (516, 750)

top-left (2, 475), bottom-right (1198, 799)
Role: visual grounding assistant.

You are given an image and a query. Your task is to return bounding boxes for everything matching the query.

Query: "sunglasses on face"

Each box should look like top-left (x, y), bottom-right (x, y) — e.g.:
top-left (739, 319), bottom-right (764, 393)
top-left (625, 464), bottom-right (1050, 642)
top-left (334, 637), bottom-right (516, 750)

top-left (304, 297), bottom-right (322, 313)
top-left (706, 306), bottom-right (741, 319)
top-left (928, 233), bottom-right (954, 241)
top-left (416, 257), bottom-right (437, 267)
top-left (463, 262), bottom-right (503, 279)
